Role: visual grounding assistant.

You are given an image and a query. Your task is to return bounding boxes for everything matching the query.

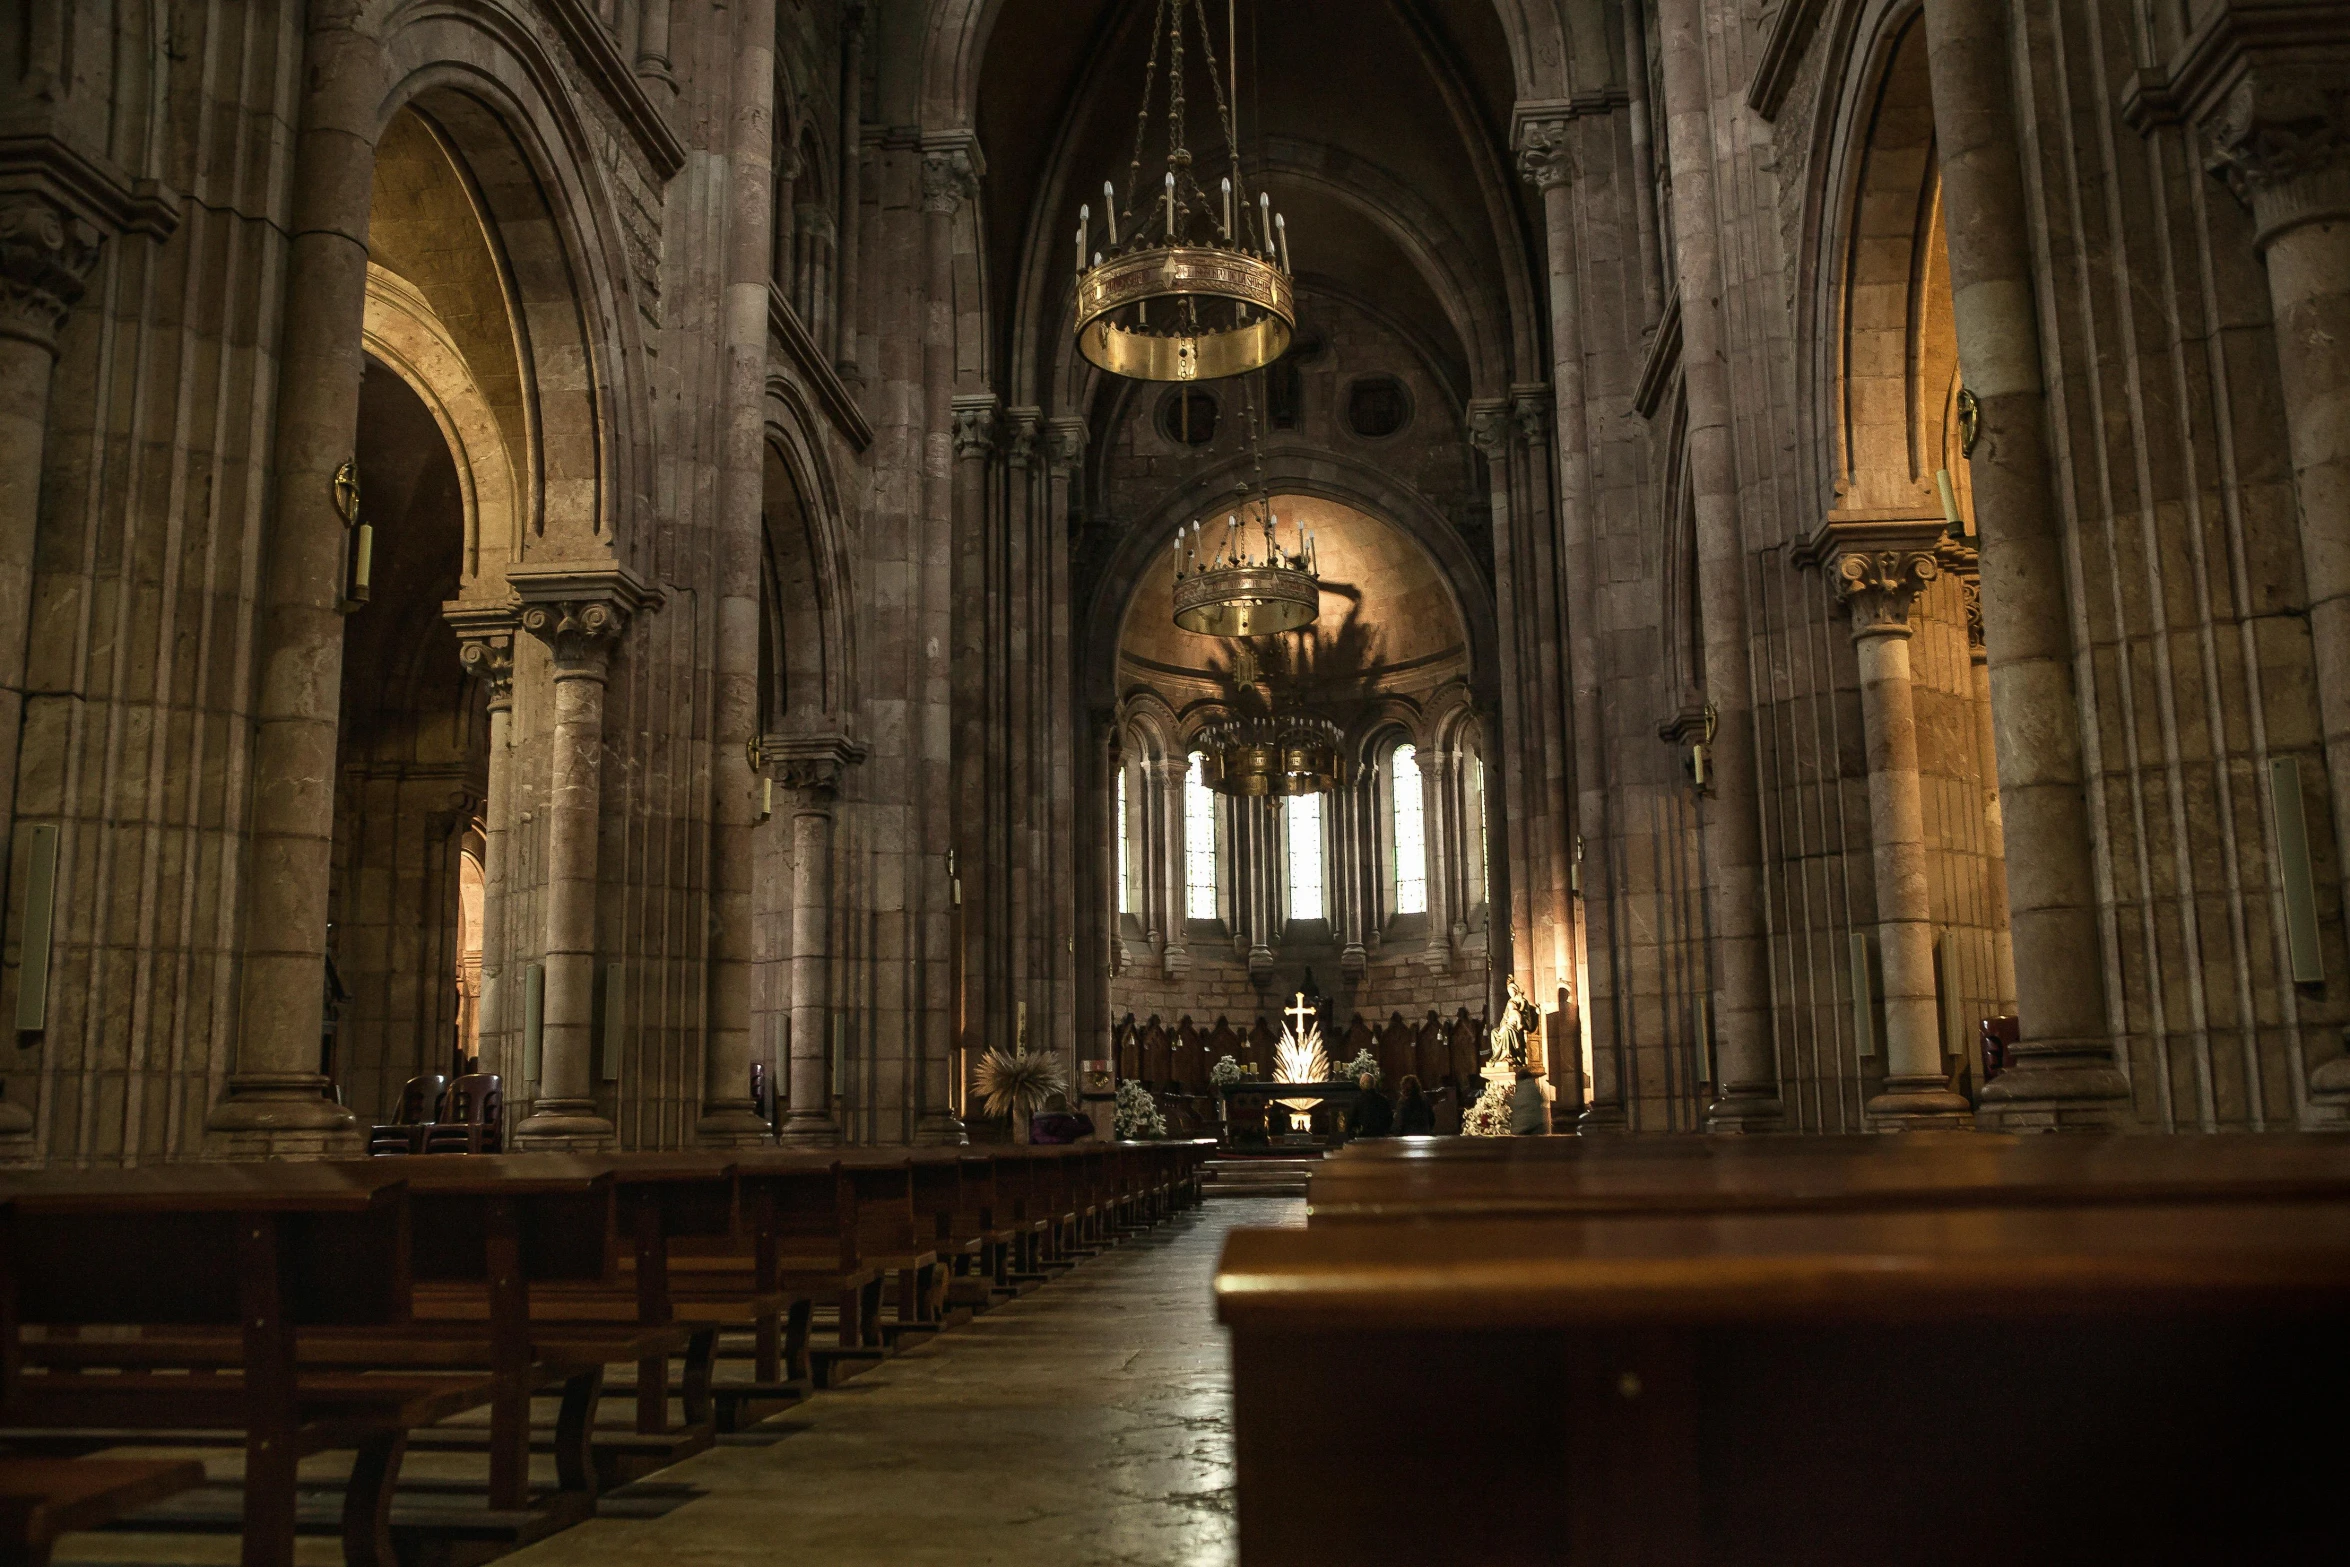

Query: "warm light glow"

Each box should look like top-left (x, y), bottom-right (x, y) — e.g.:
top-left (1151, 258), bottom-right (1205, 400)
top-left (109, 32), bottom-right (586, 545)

top-left (1185, 752), bottom-right (1218, 919)
top-left (1393, 743), bottom-right (1427, 915)
top-left (1286, 793), bottom-right (1324, 920)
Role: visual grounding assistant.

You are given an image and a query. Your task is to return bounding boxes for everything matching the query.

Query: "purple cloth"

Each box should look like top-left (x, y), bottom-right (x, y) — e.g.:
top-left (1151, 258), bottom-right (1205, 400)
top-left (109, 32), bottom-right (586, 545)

top-left (1029, 1111), bottom-right (1096, 1145)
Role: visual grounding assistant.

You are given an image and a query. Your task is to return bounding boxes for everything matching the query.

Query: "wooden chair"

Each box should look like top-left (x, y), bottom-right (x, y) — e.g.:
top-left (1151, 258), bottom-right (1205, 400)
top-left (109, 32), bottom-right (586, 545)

top-left (367, 1074), bottom-right (448, 1156)
top-left (0, 1457), bottom-right (207, 1567)
top-left (422, 1073), bottom-right (502, 1154)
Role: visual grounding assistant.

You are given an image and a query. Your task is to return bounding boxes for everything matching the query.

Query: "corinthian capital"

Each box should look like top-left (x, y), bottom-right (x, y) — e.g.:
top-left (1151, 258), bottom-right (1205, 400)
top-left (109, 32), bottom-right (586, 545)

top-left (0, 194), bottom-right (104, 354)
top-left (1047, 416), bottom-right (1089, 476)
top-left (1836, 549), bottom-right (1939, 639)
top-left (921, 146), bottom-right (980, 216)
top-left (1516, 118), bottom-right (1576, 192)
top-left (445, 604), bottom-right (520, 707)
top-left (764, 731), bottom-right (868, 806)
top-left (2169, 11), bottom-right (2350, 247)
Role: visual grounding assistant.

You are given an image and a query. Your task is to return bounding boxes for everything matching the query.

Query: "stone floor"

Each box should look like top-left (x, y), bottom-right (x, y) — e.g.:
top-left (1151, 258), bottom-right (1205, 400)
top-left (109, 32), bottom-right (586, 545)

top-left (503, 1196), bottom-right (1305, 1567)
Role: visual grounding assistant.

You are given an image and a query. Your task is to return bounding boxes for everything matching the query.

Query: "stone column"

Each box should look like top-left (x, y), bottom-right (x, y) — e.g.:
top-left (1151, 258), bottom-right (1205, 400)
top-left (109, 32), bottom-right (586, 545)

top-left (1965, 578), bottom-right (2017, 1010)
top-left (513, 582), bottom-right (650, 1147)
top-left (951, 393), bottom-right (999, 1086)
top-left (914, 142), bottom-right (977, 1145)
top-left (1518, 114), bottom-right (1626, 1130)
top-left (1468, 401), bottom-right (1533, 990)
top-left (2172, 21), bottom-right (2350, 1120)
top-left (0, 193), bottom-right (103, 1142)
top-left (449, 616), bottom-right (518, 1080)
top-left (774, 733), bottom-right (862, 1145)
top-left (1831, 537), bottom-right (1973, 1129)
top-left (1156, 756), bottom-right (1191, 978)
top-left (1655, 0), bottom-right (1783, 1131)
top-left (835, 5), bottom-right (866, 379)
top-left (1922, 0), bottom-right (2127, 1128)
top-left (210, 5), bottom-right (386, 1150)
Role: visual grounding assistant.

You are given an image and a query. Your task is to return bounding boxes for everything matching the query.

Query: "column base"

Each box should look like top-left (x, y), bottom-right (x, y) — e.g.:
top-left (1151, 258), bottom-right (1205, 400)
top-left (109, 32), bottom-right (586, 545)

top-left (1864, 1077), bottom-right (1975, 1131)
top-left (1704, 1086), bottom-right (1786, 1134)
top-left (777, 1110), bottom-right (844, 1146)
top-left (1576, 1101), bottom-right (1629, 1134)
top-left (204, 1074), bottom-right (361, 1160)
top-left (696, 1103), bottom-right (774, 1147)
top-left (2299, 1049), bottom-right (2350, 1130)
top-left (1973, 1051), bottom-right (2134, 1132)
top-left (514, 1100), bottom-right (615, 1151)
top-left (913, 1110), bottom-right (969, 1146)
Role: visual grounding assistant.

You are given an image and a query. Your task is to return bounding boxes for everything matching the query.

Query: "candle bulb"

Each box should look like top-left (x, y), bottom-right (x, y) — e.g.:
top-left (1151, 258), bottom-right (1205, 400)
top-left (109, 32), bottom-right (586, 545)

top-left (1165, 171), bottom-right (1177, 238)
top-left (1104, 182), bottom-right (1119, 245)
top-left (1276, 212), bottom-right (1291, 272)
top-left (1259, 192), bottom-right (1273, 256)
top-left (1221, 177), bottom-right (1233, 238)
top-left (1078, 204), bottom-right (1089, 274)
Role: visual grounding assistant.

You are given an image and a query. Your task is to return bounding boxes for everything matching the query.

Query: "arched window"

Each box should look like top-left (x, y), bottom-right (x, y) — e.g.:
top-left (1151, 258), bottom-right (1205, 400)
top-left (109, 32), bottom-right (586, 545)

top-left (1116, 766), bottom-right (1130, 914)
top-left (1286, 793), bottom-right (1324, 920)
top-left (1184, 752), bottom-right (1218, 919)
top-left (1392, 743), bottom-right (1428, 915)
top-left (1466, 748), bottom-right (1489, 909)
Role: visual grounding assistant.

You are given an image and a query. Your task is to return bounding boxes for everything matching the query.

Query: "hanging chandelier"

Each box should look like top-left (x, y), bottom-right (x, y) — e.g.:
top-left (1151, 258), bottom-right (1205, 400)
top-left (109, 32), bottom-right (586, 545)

top-left (1073, 0), bottom-right (1295, 382)
top-left (1171, 492), bottom-right (1319, 637)
top-left (1196, 710), bottom-right (1344, 797)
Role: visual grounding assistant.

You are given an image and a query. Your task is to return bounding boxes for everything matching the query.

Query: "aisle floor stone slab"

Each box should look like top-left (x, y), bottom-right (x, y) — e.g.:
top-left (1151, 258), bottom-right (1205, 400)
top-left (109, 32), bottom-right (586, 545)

top-left (501, 1198), bottom-right (1302, 1567)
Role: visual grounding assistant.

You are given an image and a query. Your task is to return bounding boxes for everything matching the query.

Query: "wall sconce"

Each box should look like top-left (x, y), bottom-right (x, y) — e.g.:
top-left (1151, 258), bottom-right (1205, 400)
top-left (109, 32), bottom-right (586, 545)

top-left (333, 460), bottom-right (372, 613)
top-left (1683, 705), bottom-right (1718, 793)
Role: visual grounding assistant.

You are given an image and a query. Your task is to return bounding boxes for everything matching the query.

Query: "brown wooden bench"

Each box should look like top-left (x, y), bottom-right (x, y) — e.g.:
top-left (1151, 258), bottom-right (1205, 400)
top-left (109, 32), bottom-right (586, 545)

top-left (683, 1153), bottom-right (882, 1391)
top-left (0, 1456), bottom-right (207, 1567)
top-left (1307, 1131), bottom-right (2350, 1223)
top-left (1220, 1178), bottom-right (2350, 1565)
top-left (0, 1168), bottom-right (497, 1567)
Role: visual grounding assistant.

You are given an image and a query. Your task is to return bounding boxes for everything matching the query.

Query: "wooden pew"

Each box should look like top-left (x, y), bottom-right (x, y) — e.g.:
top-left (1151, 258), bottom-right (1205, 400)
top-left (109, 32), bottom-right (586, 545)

top-left (1217, 1200), bottom-right (2350, 1566)
top-left (0, 1457), bottom-right (206, 1567)
top-left (837, 1153), bottom-right (945, 1339)
top-left (690, 1153), bottom-right (883, 1391)
top-left (0, 1168), bottom-right (497, 1567)
top-left (1307, 1131), bottom-right (2350, 1224)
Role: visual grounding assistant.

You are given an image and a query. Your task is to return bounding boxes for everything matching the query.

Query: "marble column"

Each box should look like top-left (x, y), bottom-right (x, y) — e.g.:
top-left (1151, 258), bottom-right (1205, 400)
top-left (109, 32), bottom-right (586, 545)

top-left (1835, 540), bottom-right (1973, 1129)
top-left (0, 194), bottom-right (103, 1141)
top-left (513, 584), bottom-right (649, 1148)
top-left (1655, 0), bottom-right (1783, 1131)
top-left (210, 5), bottom-right (386, 1149)
top-left (449, 616), bottom-right (518, 1081)
top-left (774, 733), bottom-right (862, 1145)
top-left (1518, 115), bottom-right (1626, 1131)
top-left (701, 0), bottom-right (781, 1147)
top-left (2175, 24), bottom-right (2350, 1121)
top-left (1922, 0), bottom-right (2127, 1128)
top-left (914, 142), bottom-right (976, 1146)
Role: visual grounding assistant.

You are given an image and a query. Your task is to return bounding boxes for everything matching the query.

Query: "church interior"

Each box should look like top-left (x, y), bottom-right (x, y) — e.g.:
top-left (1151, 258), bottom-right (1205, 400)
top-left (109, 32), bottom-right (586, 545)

top-left (2, 0), bottom-right (2349, 1562)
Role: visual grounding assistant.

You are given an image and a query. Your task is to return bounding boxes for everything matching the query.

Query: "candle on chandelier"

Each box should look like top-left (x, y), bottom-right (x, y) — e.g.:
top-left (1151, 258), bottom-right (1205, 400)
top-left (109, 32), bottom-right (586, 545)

top-left (1221, 177), bottom-right (1233, 238)
top-left (1259, 192), bottom-right (1273, 256)
top-left (1077, 205), bottom-right (1089, 278)
top-left (1104, 182), bottom-right (1119, 245)
top-left (1276, 212), bottom-right (1291, 272)
top-left (1165, 172), bottom-right (1177, 238)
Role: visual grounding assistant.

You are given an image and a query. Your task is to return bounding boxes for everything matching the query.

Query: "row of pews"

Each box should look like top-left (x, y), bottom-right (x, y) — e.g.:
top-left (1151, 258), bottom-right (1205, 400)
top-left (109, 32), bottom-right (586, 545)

top-left (1215, 1132), bottom-right (2350, 1566)
top-left (0, 1139), bottom-right (1214, 1567)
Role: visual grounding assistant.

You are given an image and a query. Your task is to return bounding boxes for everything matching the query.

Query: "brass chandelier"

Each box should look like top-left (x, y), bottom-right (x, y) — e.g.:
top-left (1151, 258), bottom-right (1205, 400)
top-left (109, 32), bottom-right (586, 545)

top-left (1196, 710), bottom-right (1344, 797)
top-left (1073, 0), bottom-right (1295, 382)
top-left (1170, 491), bottom-right (1319, 638)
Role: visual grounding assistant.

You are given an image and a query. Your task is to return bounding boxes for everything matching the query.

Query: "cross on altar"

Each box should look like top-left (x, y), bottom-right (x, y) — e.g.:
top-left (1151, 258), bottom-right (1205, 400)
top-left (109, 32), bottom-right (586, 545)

top-left (1285, 992), bottom-right (1316, 1038)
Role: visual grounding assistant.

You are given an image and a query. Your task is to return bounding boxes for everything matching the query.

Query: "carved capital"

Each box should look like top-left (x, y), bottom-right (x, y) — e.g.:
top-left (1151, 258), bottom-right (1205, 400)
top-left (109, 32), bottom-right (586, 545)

top-left (1005, 406), bottom-right (1043, 468)
top-left (1047, 416), bottom-right (1088, 476)
top-left (0, 193), bottom-right (103, 354)
top-left (763, 731), bottom-right (867, 805)
top-left (951, 395), bottom-right (999, 461)
top-left (510, 563), bottom-right (660, 677)
top-left (921, 147), bottom-right (979, 216)
top-left (1512, 386), bottom-right (1552, 447)
top-left (447, 613), bottom-right (519, 707)
top-left (1835, 549), bottom-right (1939, 639)
top-left (1963, 575), bottom-right (1987, 659)
top-left (1467, 398), bottom-right (1515, 460)
top-left (2170, 10), bottom-right (2350, 246)
top-left (1516, 118), bottom-right (1576, 192)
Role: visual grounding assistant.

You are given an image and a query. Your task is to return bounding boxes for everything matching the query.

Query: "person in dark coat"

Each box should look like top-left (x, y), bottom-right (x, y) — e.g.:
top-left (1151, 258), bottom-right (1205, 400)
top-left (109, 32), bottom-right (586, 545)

top-left (1395, 1074), bottom-right (1437, 1135)
top-left (1347, 1073), bottom-right (1394, 1139)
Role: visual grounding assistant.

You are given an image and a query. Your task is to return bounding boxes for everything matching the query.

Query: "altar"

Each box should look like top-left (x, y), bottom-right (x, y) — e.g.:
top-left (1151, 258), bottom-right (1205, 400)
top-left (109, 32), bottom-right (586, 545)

top-left (1217, 1079), bottom-right (1373, 1149)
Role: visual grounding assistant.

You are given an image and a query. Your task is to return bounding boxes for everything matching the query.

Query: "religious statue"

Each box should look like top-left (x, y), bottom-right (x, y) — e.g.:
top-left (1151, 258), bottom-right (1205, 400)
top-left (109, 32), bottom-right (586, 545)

top-left (1487, 975), bottom-right (1538, 1071)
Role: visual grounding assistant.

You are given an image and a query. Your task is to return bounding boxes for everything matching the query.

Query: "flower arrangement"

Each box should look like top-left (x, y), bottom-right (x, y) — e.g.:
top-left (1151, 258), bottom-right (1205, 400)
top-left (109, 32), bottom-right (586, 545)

top-left (974, 1047), bottom-right (1068, 1134)
top-left (1463, 1079), bottom-right (1515, 1137)
top-left (1340, 1048), bottom-right (1380, 1086)
top-left (1114, 1079), bottom-right (1167, 1140)
top-left (1209, 1054), bottom-right (1247, 1088)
